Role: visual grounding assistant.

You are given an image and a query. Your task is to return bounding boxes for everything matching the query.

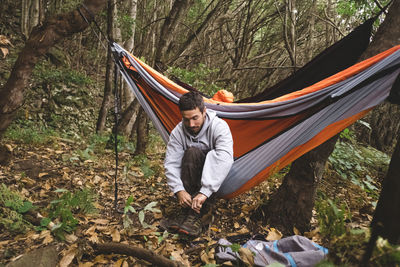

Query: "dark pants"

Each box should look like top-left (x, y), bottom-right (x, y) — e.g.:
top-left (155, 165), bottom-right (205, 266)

top-left (180, 147), bottom-right (213, 214)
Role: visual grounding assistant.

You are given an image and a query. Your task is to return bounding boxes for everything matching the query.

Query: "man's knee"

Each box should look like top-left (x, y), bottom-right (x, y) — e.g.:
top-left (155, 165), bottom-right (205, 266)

top-left (184, 146), bottom-right (204, 156)
top-left (182, 146), bottom-right (207, 164)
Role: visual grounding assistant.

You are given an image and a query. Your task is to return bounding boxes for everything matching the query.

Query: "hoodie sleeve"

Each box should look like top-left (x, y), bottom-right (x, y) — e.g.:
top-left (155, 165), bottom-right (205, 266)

top-left (164, 127), bottom-right (186, 194)
top-left (199, 119), bottom-right (234, 197)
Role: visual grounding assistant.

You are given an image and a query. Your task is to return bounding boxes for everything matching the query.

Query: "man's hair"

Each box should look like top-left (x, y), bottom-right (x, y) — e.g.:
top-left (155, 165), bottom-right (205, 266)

top-left (178, 91), bottom-right (205, 112)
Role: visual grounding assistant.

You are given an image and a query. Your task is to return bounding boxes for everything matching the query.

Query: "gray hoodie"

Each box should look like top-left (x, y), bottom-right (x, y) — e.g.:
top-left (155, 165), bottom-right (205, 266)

top-left (164, 109), bottom-right (234, 197)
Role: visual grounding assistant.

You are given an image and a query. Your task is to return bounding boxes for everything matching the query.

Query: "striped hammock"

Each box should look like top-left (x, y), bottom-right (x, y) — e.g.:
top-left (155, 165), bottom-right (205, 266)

top-left (111, 25), bottom-right (400, 199)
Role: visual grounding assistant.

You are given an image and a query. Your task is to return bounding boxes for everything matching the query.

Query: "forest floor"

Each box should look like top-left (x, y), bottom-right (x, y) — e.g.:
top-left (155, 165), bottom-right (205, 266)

top-left (0, 136), bottom-right (381, 267)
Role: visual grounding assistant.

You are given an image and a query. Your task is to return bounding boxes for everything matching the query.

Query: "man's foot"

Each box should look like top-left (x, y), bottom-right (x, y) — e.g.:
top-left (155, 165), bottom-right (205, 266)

top-left (159, 209), bottom-right (188, 233)
top-left (168, 210), bottom-right (188, 232)
top-left (178, 212), bottom-right (203, 237)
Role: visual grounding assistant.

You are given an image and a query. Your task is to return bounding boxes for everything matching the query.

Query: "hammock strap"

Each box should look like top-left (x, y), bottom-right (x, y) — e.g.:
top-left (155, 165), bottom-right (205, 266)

top-left (113, 63), bottom-right (121, 212)
top-left (78, 4), bottom-right (109, 51)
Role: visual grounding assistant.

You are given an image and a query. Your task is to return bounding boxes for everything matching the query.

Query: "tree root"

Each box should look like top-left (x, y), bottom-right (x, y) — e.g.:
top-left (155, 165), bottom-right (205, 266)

top-left (92, 242), bottom-right (185, 267)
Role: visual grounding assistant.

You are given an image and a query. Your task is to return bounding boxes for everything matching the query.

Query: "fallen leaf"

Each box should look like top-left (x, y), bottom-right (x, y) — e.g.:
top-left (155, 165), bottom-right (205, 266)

top-left (93, 255), bottom-right (108, 264)
top-left (93, 175), bottom-right (102, 184)
top-left (113, 258), bottom-right (124, 267)
top-left (39, 172), bottom-right (49, 178)
top-left (21, 177), bottom-right (36, 187)
top-left (92, 218), bottom-right (109, 225)
top-left (266, 228), bottom-right (282, 241)
top-left (239, 247), bottom-right (254, 266)
top-left (0, 240), bottom-right (10, 248)
top-left (171, 251), bottom-right (190, 266)
top-left (234, 222), bottom-right (240, 229)
top-left (59, 245), bottom-right (78, 267)
top-left (111, 227), bottom-right (121, 242)
top-left (0, 47), bottom-right (8, 58)
top-left (78, 262), bottom-right (94, 267)
top-left (0, 35), bottom-right (13, 46)
top-left (65, 234), bottom-right (78, 243)
top-left (200, 249), bottom-right (215, 265)
top-left (40, 230), bottom-right (54, 244)
top-left (5, 144), bottom-right (13, 152)
top-left (44, 182), bottom-right (51, 190)
top-left (293, 226), bottom-right (300, 235)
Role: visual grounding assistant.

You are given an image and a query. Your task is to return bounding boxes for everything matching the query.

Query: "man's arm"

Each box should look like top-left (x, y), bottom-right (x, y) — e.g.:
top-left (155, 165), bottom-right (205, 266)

top-left (199, 119), bottom-right (234, 197)
top-left (164, 128), bottom-right (186, 195)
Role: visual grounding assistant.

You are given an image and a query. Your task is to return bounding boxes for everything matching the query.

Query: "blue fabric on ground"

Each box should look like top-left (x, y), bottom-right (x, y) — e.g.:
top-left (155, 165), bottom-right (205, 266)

top-left (216, 235), bottom-right (328, 267)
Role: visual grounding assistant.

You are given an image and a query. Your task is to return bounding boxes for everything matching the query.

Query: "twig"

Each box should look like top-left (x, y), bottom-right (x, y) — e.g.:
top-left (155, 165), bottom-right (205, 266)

top-left (92, 242), bottom-right (185, 267)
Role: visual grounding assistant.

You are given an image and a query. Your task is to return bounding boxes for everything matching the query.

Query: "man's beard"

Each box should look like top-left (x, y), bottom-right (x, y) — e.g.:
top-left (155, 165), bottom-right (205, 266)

top-left (187, 126), bottom-right (200, 135)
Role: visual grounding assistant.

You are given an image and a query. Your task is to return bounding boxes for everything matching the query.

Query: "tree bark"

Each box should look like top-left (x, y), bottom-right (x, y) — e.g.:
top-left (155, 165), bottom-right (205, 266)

top-left (96, 0), bottom-right (117, 134)
top-left (21, 0), bottom-right (30, 38)
top-left (356, 0), bottom-right (400, 154)
top-left (134, 109), bottom-right (149, 155)
top-left (254, 0), bottom-right (400, 234)
top-left (153, 0), bottom-right (191, 71)
top-left (117, 99), bottom-right (140, 136)
top-left (362, 0), bottom-right (400, 262)
top-left (252, 135), bottom-right (339, 234)
top-left (0, 0), bottom-right (107, 139)
top-left (93, 242), bottom-right (184, 267)
top-left (119, 0), bottom-right (138, 136)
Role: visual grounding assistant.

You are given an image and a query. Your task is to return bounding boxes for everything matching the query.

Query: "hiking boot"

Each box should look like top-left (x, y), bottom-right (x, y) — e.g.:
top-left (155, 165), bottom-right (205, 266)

top-left (168, 210), bottom-right (188, 232)
top-left (159, 208), bottom-right (189, 233)
top-left (178, 212), bottom-right (203, 237)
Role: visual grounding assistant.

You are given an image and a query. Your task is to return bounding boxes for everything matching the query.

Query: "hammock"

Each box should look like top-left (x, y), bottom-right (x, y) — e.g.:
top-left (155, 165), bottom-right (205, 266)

top-left (111, 21), bottom-right (400, 199)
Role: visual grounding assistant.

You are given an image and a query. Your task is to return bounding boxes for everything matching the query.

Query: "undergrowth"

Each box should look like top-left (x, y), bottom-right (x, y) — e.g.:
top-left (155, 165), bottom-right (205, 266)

top-left (41, 188), bottom-right (97, 240)
top-left (0, 184), bottom-right (34, 233)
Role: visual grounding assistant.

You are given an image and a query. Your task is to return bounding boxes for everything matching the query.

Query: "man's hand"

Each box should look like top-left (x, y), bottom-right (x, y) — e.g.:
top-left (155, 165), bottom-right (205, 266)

top-left (176, 190), bottom-right (192, 208)
top-left (192, 193), bottom-right (207, 214)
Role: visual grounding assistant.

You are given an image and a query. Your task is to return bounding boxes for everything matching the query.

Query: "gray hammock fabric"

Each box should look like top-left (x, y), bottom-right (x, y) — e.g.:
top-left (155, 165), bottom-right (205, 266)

top-left (216, 235), bottom-right (328, 267)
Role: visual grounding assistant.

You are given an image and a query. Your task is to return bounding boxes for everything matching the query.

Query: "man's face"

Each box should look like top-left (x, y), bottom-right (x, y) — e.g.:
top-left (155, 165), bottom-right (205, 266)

top-left (181, 107), bottom-right (206, 135)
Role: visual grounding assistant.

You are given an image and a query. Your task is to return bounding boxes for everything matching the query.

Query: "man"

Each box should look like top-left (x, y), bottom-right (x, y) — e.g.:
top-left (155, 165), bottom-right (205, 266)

top-left (163, 91), bottom-right (234, 236)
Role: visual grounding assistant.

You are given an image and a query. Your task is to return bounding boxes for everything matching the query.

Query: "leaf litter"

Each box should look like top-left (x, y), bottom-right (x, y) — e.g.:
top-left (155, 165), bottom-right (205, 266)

top-left (0, 140), bottom-right (377, 266)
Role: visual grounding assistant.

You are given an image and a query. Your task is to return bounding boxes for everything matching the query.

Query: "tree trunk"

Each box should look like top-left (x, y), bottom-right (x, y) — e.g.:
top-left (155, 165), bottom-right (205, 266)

top-left (306, 0), bottom-right (316, 63)
top-left (21, 0), bottom-right (30, 38)
top-left (134, 109), bottom-right (149, 155)
top-left (0, 0), bottom-right (107, 139)
top-left (252, 135), bottom-right (339, 234)
top-left (362, 0), bottom-right (400, 262)
top-left (119, 0), bottom-right (138, 136)
top-left (117, 99), bottom-right (140, 136)
top-left (153, 0), bottom-right (191, 71)
top-left (253, 0), bottom-right (400, 234)
top-left (356, 0), bottom-right (400, 154)
top-left (124, 0), bottom-right (137, 52)
top-left (96, 0), bottom-right (116, 134)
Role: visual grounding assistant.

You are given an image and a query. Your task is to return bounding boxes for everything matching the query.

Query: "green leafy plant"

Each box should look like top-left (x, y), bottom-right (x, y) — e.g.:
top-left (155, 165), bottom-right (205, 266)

top-left (4, 119), bottom-right (57, 144)
top-left (328, 140), bottom-right (389, 199)
top-left (41, 188), bottom-right (97, 240)
top-left (315, 192), bottom-right (351, 239)
top-left (0, 184), bottom-right (34, 233)
top-left (372, 237), bottom-right (400, 266)
top-left (122, 197), bottom-right (161, 230)
top-left (134, 154), bottom-right (155, 178)
top-left (138, 201), bottom-right (161, 229)
top-left (122, 195), bottom-right (137, 229)
top-left (167, 63), bottom-right (224, 96)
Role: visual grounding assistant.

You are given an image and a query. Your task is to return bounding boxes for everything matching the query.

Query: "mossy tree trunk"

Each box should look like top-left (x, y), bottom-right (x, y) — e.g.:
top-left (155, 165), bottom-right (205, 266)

top-left (0, 0), bottom-right (107, 139)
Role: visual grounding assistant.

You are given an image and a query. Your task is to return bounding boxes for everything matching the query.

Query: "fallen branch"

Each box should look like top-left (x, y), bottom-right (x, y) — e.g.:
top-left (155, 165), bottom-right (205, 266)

top-left (92, 242), bottom-right (185, 267)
